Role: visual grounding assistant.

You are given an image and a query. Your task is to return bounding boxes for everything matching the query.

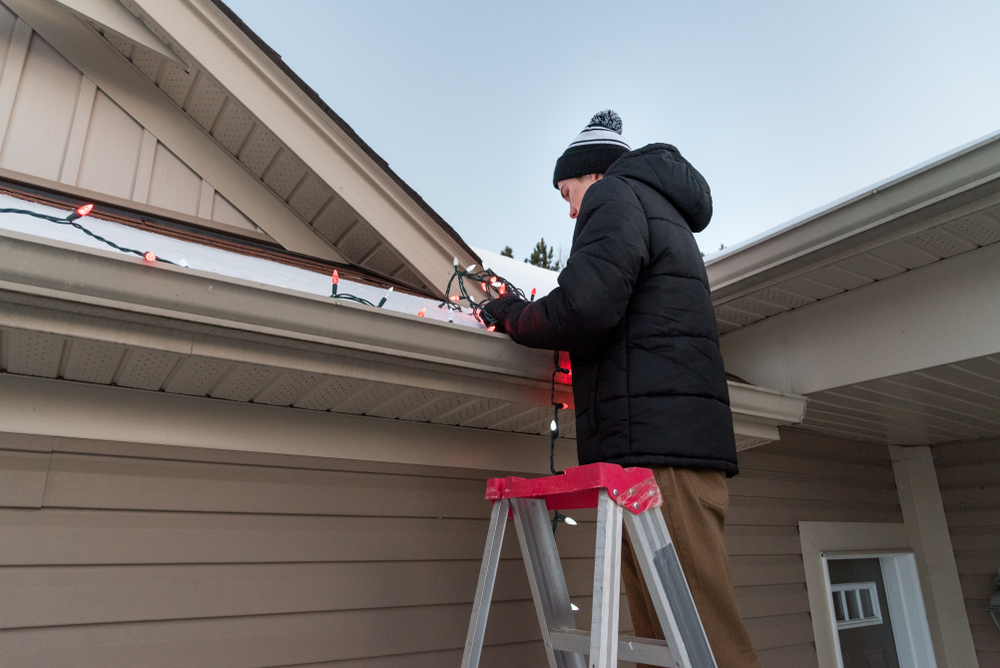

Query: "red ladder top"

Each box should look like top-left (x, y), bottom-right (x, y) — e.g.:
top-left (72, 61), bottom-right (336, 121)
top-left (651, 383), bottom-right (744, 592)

top-left (485, 462), bottom-right (662, 515)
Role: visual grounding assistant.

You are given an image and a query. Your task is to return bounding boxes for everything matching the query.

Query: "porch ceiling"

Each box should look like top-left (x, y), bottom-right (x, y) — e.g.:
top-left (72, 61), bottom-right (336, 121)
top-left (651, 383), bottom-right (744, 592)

top-left (799, 354), bottom-right (1000, 446)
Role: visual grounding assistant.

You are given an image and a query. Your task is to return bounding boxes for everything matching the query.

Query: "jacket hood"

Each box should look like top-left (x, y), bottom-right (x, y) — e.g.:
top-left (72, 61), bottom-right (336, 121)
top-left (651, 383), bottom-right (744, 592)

top-left (605, 143), bottom-right (713, 233)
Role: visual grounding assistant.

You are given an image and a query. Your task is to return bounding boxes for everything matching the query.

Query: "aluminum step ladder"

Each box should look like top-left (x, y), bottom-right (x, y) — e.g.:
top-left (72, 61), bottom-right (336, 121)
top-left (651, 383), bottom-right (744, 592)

top-left (461, 463), bottom-right (717, 668)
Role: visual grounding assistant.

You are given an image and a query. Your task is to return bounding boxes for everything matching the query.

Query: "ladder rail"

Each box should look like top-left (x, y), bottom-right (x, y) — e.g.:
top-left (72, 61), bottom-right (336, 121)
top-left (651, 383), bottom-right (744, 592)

top-left (590, 489), bottom-right (624, 668)
top-left (511, 497), bottom-right (586, 668)
top-left (460, 497), bottom-right (510, 668)
top-left (624, 508), bottom-right (718, 668)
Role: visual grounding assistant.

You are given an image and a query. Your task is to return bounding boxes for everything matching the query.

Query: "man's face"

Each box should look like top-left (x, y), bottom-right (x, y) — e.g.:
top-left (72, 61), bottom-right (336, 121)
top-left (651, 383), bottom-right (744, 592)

top-left (557, 174), bottom-right (602, 219)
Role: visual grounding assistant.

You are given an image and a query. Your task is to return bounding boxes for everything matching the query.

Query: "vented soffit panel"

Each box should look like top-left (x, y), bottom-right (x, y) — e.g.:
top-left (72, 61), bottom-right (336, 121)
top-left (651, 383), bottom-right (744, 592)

top-left (50, 0), bottom-right (185, 65)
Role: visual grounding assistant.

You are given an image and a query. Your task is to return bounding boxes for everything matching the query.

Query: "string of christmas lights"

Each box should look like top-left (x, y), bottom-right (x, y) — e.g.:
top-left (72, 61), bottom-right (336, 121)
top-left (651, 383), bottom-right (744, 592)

top-left (440, 257), bottom-right (536, 330)
top-left (0, 204), bottom-right (177, 265)
top-left (548, 350), bottom-right (574, 533)
top-left (329, 269), bottom-right (392, 308)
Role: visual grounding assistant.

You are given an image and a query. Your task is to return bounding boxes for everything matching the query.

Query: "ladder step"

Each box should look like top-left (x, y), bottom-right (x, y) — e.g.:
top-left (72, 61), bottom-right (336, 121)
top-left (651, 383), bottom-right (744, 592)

top-left (548, 629), bottom-right (675, 667)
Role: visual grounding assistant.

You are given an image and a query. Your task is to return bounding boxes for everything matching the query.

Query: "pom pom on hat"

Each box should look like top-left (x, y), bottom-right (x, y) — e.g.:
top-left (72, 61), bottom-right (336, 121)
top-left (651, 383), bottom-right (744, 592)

top-left (553, 109), bottom-right (631, 187)
top-left (588, 110), bottom-right (623, 134)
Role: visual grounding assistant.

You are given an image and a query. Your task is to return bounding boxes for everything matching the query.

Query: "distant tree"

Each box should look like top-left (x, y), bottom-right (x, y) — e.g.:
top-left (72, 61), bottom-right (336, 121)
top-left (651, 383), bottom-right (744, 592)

top-left (525, 238), bottom-right (560, 271)
top-left (500, 246), bottom-right (514, 258)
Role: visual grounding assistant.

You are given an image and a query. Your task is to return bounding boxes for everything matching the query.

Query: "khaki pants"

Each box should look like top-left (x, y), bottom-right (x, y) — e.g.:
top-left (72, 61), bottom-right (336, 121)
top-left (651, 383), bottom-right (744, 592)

top-left (620, 467), bottom-right (760, 668)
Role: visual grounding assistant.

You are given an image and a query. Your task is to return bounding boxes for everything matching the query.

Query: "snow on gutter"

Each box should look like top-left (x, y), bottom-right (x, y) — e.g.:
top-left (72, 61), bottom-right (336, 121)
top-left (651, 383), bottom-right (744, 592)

top-left (0, 193), bottom-right (484, 330)
top-left (705, 128), bottom-right (1000, 300)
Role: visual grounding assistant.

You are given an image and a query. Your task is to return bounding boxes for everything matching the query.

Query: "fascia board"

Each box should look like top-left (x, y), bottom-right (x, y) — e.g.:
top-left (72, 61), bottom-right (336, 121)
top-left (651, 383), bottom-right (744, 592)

top-left (126, 0), bottom-right (476, 296)
top-left (7, 0), bottom-right (348, 264)
top-left (727, 381), bottom-right (807, 427)
top-left (707, 130), bottom-right (1000, 301)
top-left (0, 228), bottom-right (803, 432)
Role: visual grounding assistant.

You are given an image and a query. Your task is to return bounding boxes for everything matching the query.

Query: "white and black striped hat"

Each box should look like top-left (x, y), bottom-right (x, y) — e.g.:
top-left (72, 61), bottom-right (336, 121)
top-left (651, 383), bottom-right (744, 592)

top-left (553, 110), bottom-right (631, 187)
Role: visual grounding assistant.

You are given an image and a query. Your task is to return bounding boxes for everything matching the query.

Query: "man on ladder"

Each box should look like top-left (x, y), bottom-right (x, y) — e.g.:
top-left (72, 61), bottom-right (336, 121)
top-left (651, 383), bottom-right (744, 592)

top-left (482, 110), bottom-right (759, 668)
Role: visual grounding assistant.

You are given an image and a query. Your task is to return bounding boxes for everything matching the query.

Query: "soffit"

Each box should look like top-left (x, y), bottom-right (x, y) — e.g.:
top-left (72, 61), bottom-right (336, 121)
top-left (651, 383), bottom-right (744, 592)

top-left (797, 354), bottom-right (1000, 446)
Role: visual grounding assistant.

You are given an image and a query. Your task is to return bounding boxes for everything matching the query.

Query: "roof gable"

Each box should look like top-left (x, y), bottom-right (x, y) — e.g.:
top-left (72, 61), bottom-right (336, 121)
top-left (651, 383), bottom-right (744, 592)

top-left (7, 0), bottom-right (478, 296)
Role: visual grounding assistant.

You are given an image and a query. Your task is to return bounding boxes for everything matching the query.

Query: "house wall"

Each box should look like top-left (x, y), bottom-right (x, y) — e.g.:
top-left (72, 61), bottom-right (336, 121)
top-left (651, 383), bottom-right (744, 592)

top-left (0, 422), bottom-right (906, 668)
top-left (933, 438), bottom-right (1000, 668)
top-left (0, 429), bottom-right (619, 668)
top-left (727, 427), bottom-right (903, 667)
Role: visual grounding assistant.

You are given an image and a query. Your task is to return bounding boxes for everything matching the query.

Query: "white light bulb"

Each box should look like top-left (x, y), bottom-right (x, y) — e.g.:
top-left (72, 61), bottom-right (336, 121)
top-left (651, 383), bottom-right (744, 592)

top-left (453, 257), bottom-right (459, 268)
top-left (466, 264), bottom-right (477, 272)
top-left (550, 420), bottom-right (558, 432)
top-left (570, 603), bottom-right (579, 611)
top-left (563, 516), bottom-right (577, 526)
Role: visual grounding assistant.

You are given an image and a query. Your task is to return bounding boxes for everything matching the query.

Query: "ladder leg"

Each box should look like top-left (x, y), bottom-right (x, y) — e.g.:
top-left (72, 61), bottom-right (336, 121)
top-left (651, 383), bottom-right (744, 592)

top-left (623, 508), bottom-right (718, 668)
top-left (461, 498), bottom-right (510, 668)
top-left (511, 497), bottom-right (587, 668)
top-left (590, 489), bottom-right (624, 668)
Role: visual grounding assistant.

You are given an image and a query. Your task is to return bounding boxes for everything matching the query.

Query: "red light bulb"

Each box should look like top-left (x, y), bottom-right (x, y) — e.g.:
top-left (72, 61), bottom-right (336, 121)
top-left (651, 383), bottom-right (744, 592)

top-left (498, 284), bottom-right (506, 295)
top-left (66, 203), bottom-right (94, 221)
top-left (417, 308), bottom-right (426, 317)
top-left (480, 281), bottom-right (487, 291)
top-left (332, 270), bottom-right (339, 284)
top-left (487, 325), bottom-right (496, 332)
top-left (143, 251), bottom-right (156, 262)
top-left (560, 402), bottom-right (569, 410)
top-left (449, 294), bottom-right (459, 302)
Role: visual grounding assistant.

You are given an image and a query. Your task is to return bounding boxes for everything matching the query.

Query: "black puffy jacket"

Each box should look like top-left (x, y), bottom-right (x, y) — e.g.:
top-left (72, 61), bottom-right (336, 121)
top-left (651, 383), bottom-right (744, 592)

top-left (496, 143), bottom-right (737, 475)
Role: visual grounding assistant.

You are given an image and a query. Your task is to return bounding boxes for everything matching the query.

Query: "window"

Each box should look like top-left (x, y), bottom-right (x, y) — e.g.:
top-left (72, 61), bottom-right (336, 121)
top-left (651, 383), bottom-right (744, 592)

top-left (831, 581), bottom-right (883, 629)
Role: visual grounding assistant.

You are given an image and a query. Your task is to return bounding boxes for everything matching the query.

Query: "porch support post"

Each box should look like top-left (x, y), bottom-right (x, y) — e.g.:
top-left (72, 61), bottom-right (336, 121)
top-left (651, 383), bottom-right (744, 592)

top-left (889, 444), bottom-right (976, 668)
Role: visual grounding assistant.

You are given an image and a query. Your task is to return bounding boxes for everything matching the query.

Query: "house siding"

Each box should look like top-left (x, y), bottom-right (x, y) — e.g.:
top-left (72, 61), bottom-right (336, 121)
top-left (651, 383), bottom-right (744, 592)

top-left (933, 438), bottom-right (1000, 668)
top-left (0, 431), bottom-right (618, 667)
top-left (727, 427), bottom-right (903, 668)
top-left (0, 427), bottom-right (906, 667)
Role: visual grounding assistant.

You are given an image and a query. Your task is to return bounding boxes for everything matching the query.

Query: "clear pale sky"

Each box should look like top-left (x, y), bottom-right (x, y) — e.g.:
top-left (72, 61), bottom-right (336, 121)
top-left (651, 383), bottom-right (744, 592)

top-left (223, 0), bottom-right (1000, 260)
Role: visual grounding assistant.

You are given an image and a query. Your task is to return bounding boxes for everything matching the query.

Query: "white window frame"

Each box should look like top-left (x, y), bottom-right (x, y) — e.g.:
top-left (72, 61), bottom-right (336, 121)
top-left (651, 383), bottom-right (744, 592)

top-left (800, 522), bottom-right (938, 668)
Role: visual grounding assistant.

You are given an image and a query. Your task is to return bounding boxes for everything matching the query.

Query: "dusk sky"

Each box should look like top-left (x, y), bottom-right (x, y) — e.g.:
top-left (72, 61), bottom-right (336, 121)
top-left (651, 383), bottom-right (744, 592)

top-left (223, 0), bottom-right (1000, 261)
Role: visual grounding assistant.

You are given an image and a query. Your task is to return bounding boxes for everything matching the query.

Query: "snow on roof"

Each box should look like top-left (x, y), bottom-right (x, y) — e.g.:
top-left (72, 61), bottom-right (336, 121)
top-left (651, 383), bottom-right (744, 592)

top-left (0, 193), bottom-right (486, 329)
top-left (473, 247), bottom-right (560, 298)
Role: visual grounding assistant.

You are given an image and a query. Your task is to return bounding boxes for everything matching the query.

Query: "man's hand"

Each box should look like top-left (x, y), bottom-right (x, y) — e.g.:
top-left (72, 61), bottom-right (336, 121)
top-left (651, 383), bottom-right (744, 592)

top-left (480, 295), bottom-right (525, 333)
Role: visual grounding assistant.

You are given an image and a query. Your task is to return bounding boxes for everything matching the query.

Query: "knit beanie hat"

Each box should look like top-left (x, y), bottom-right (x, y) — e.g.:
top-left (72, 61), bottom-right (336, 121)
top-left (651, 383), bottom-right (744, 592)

top-left (553, 110), bottom-right (631, 187)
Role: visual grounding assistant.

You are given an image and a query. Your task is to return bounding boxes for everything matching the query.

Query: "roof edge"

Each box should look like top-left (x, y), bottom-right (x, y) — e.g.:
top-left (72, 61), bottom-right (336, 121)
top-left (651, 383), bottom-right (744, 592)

top-left (205, 0), bottom-right (480, 267)
top-left (706, 129), bottom-right (1000, 297)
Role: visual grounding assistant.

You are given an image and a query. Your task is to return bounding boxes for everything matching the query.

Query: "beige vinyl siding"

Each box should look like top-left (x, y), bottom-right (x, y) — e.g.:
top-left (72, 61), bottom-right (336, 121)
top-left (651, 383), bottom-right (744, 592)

top-left (0, 431), bottom-right (621, 668)
top-left (727, 427), bottom-right (903, 667)
top-left (0, 428), bottom-right (904, 667)
top-left (933, 438), bottom-right (1000, 668)
top-left (0, 3), bottom-right (259, 234)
